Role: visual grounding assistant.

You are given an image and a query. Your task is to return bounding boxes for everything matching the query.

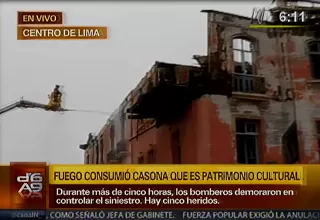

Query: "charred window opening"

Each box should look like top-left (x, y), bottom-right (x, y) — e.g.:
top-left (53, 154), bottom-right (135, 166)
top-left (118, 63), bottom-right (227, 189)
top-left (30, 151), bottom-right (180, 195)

top-left (308, 41), bottom-right (320, 79)
top-left (94, 139), bottom-right (99, 164)
top-left (88, 150), bottom-right (92, 164)
top-left (100, 137), bottom-right (104, 164)
top-left (96, 151), bottom-right (99, 164)
top-left (91, 145), bottom-right (95, 164)
top-left (138, 155), bottom-right (144, 164)
top-left (120, 111), bottom-right (126, 139)
top-left (282, 122), bottom-right (299, 164)
top-left (171, 130), bottom-right (181, 164)
top-left (91, 150), bottom-right (94, 164)
top-left (110, 125), bottom-right (115, 149)
top-left (86, 154), bottom-right (90, 164)
top-left (233, 38), bottom-right (253, 75)
top-left (147, 149), bottom-right (156, 164)
top-left (236, 119), bottom-right (260, 164)
top-left (158, 65), bottom-right (176, 85)
top-left (316, 121), bottom-right (320, 153)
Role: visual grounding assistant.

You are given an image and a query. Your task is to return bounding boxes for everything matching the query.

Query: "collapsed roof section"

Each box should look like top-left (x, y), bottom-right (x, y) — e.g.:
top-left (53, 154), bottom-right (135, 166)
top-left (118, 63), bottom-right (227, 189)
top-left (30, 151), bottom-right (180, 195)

top-left (126, 60), bottom-right (231, 126)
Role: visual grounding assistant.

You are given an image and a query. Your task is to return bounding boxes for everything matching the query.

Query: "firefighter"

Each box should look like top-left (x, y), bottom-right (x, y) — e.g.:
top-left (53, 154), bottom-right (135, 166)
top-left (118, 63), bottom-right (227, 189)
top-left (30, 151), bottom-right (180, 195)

top-left (47, 85), bottom-right (62, 110)
top-left (52, 85), bottom-right (62, 102)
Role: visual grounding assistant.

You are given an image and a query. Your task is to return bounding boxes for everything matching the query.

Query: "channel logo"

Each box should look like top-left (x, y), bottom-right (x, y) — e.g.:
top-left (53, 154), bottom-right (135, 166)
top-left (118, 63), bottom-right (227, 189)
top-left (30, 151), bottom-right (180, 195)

top-left (10, 162), bottom-right (46, 209)
top-left (17, 172), bottom-right (43, 198)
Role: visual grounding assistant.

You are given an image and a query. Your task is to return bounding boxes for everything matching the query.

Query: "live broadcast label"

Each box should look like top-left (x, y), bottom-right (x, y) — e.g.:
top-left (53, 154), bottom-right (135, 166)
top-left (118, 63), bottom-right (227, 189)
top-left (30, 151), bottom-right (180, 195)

top-left (10, 162), bottom-right (47, 209)
top-left (17, 26), bottom-right (108, 40)
top-left (17, 11), bottom-right (63, 25)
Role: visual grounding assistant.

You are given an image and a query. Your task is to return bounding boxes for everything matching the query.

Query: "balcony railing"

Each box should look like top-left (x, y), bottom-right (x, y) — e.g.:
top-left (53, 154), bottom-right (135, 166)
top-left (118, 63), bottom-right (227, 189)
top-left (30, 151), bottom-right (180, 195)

top-left (232, 73), bottom-right (266, 94)
top-left (116, 140), bottom-right (129, 158)
top-left (107, 149), bottom-right (118, 164)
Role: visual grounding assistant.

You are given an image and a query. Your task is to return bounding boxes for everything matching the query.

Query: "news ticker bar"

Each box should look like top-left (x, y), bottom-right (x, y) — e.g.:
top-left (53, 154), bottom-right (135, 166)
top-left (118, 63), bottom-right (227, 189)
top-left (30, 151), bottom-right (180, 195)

top-left (2, 210), bottom-right (320, 220)
top-left (17, 11), bottom-right (107, 40)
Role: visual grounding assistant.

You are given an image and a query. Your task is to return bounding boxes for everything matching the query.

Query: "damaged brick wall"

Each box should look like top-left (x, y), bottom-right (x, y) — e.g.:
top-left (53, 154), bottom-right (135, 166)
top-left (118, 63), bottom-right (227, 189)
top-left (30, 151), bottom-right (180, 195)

top-left (205, 10), bottom-right (319, 163)
top-left (129, 65), bottom-right (202, 164)
top-left (85, 9), bottom-right (319, 165)
top-left (130, 98), bottom-right (211, 164)
top-left (117, 96), bottom-right (132, 164)
top-left (287, 34), bottom-right (320, 163)
top-left (91, 94), bottom-right (133, 164)
top-left (129, 68), bottom-right (156, 164)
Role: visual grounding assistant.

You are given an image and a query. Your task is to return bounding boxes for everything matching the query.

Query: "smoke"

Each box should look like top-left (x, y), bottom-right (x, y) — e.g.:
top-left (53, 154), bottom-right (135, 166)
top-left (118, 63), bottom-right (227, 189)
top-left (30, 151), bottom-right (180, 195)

top-left (40, 112), bottom-right (69, 164)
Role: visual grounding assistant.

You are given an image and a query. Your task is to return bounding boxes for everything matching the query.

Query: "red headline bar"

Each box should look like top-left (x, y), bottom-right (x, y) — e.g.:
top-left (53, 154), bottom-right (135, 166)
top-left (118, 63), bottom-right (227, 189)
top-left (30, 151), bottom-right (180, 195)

top-left (49, 184), bottom-right (300, 209)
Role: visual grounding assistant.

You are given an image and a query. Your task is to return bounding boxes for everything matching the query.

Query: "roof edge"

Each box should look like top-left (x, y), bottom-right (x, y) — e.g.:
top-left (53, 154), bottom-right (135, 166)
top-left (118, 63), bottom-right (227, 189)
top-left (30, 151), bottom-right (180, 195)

top-left (154, 60), bottom-right (200, 69)
top-left (201, 9), bottom-right (251, 21)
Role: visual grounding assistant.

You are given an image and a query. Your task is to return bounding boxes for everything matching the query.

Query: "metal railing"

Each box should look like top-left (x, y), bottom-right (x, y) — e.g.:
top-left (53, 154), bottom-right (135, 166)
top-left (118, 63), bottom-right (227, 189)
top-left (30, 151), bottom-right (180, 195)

top-left (232, 73), bottom-right (266, 94)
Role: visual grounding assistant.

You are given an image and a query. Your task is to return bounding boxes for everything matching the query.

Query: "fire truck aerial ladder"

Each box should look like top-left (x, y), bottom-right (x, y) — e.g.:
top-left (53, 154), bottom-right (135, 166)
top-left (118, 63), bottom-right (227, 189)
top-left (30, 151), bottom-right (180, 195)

top-left (0, 85), bottom-right (110, 115)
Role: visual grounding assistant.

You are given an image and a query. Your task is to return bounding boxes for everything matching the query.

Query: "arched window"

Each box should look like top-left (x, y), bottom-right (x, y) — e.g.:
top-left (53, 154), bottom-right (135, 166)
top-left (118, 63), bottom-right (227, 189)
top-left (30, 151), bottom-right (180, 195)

top-left (233, 38), bottom-right (253, 75)
top-left (307, 40), bottom-right (320, 79)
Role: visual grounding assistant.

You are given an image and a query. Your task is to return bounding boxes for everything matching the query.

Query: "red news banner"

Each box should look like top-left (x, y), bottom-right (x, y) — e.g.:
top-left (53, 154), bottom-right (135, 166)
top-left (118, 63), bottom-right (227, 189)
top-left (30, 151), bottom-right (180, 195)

top-left (48, 165), bottom-right (309, 210)
top-left (5, 164), bottom-right (320, 210)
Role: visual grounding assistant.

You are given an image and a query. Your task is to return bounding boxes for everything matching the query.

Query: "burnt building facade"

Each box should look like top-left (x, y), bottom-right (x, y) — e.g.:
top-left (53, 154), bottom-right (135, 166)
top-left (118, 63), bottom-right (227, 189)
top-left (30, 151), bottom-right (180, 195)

top-left (80, 97), bottom-right (132, 164)
top-left (81, 4), bottom-right (320, 164)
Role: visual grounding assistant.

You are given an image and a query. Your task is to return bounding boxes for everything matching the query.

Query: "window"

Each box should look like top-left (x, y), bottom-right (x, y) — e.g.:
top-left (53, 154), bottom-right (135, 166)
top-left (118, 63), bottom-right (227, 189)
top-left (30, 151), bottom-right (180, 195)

top-left (233, 38), bottom-right (253, 75)
top-left (158, 65), bottom-right (176, 85)
top-left (138, 156), bottom-right (144, 164)
top-left (236, 119), bottom-right (260, 164)
top-left (95, 140), bottom-right (99, 164)
top-left (100, 137), bottom-right (104, 164)
top-left (307, 41), bottom-right (320, 79)
top-left (171, 130), bottom-right (181, 164)
top-left (316, 121), bottom-right (320, 153)
top-left (147, 149), bottom-right (156, 164)
top-left (86, 154), bottom-right (90, 164)
top-left (120, 111), bottom-right (126, 139)
top-left (91, 145), bottom-right (95, 164)
top-left (282, 122), bottom-right (299, 164)
top-left (88, 148), bottom-right (93, 164)
top-left (110, 125), bottom-right (115, 149)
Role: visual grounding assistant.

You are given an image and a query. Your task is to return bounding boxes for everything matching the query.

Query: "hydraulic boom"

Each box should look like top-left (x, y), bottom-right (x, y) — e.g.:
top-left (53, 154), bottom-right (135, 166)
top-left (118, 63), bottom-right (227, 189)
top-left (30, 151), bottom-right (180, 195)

top-left (0, 98), bottom-right (71, 115)
top-left (0, 86), bottom-right (112, 115)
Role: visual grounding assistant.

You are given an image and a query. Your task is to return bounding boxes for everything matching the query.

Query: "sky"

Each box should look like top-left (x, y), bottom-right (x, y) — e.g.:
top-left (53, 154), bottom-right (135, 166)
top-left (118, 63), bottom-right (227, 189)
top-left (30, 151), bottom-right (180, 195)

top-left (0, 1), bottom-right (269, 164)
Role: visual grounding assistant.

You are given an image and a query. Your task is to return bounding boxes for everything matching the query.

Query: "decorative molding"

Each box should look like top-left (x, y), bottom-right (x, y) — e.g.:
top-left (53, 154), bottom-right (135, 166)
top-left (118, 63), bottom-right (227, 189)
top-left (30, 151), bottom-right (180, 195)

top-left (258, 101), bottom-right (269, 114)
top-left (229, 95), bottom-right (269, 114)
top-left (229, 98), bottom-right (239, 113)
